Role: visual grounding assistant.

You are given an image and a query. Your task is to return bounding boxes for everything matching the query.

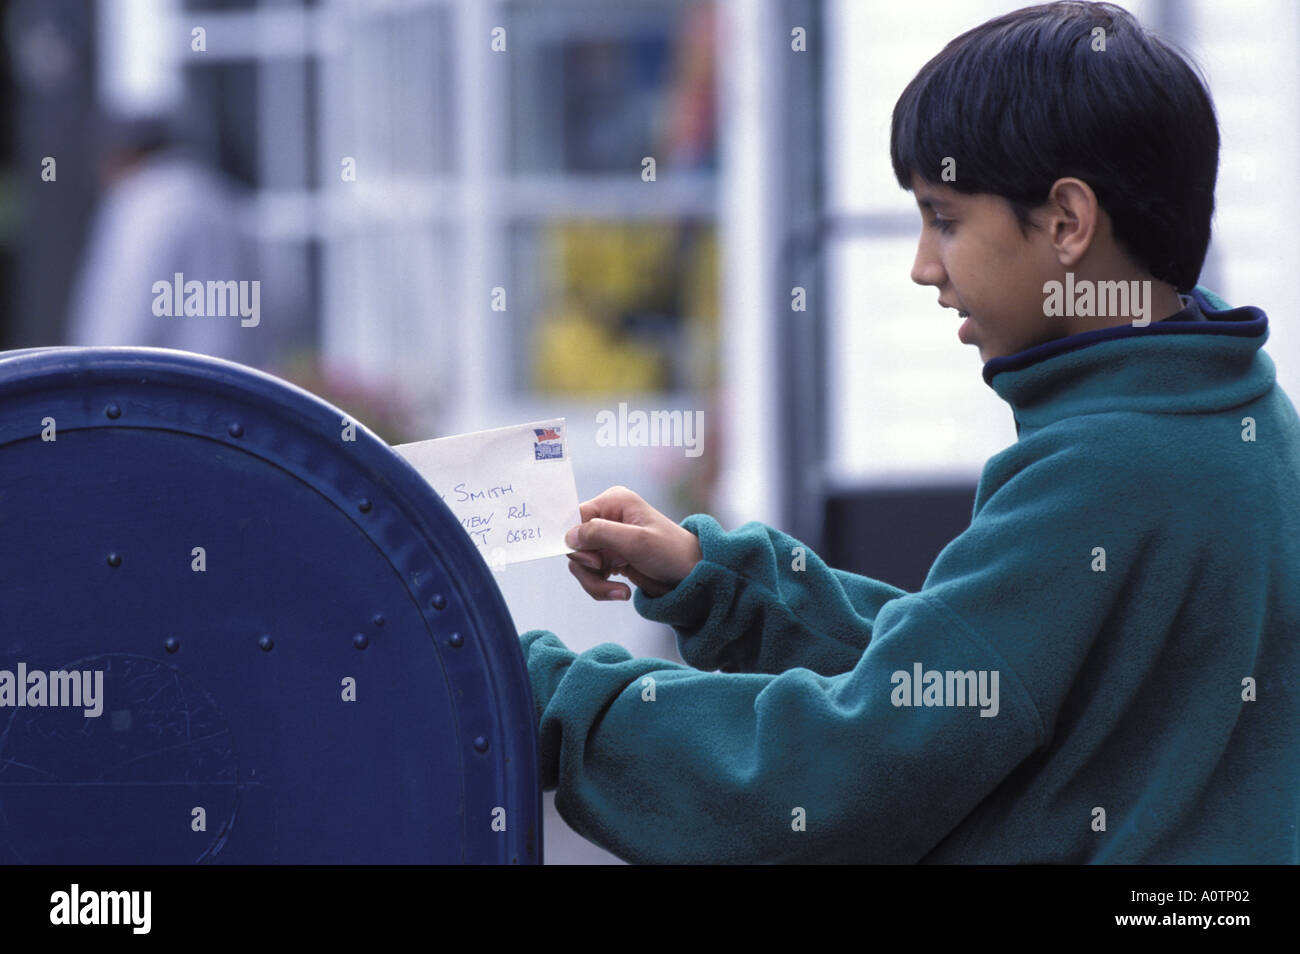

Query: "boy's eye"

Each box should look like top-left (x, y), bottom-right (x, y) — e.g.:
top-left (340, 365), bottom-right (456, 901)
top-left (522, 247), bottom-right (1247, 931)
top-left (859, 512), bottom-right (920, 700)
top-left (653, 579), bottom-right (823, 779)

top-left (930, 216), bottom-right (955, 234)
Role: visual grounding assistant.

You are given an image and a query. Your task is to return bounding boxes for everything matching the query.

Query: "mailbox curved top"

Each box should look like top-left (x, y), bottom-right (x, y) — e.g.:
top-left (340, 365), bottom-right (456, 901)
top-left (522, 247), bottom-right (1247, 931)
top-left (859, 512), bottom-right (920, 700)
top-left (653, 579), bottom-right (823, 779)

top-left (0, 347), bottom-right (541, 864)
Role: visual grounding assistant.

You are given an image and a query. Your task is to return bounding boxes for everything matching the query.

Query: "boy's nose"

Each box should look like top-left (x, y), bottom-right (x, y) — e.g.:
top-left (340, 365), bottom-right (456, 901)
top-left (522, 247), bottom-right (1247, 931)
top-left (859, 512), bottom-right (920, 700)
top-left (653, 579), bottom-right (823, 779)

top-left (911, 243), bottom-right (945, 287)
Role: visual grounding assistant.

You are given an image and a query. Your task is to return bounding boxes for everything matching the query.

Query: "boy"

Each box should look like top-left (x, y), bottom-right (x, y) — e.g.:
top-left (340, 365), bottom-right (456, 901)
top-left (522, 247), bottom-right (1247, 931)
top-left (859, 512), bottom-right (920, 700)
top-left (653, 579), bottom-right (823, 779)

top-left (518, 1), bottom-right (1300, 863)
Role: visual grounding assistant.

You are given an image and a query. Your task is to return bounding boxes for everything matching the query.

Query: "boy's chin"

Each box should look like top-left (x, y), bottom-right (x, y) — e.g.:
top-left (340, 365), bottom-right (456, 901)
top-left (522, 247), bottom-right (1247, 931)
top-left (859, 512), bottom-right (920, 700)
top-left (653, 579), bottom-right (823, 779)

top-left (972, 338), bottom-right (1016, 362)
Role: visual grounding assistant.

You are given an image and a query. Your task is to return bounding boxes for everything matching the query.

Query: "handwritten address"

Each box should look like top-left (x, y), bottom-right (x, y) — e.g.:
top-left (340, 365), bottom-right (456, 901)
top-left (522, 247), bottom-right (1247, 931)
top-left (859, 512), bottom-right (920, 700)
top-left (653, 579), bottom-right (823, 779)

top-left (393, 417), bottom-right (580, 568)
top-left (436, 482), bottom-right (545, 547)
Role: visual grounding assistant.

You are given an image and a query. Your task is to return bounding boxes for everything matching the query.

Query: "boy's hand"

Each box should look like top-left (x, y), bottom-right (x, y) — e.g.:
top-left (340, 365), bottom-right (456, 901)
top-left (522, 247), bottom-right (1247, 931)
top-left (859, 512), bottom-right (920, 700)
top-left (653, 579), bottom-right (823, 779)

top-left (564, 486), bottom-right (703, 600)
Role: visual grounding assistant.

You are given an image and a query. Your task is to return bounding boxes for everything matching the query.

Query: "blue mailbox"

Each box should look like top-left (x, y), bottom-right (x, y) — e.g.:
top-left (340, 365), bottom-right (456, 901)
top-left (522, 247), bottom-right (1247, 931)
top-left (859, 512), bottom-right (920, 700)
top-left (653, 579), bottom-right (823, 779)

top-left (0, 347), bottom-right (541, 864)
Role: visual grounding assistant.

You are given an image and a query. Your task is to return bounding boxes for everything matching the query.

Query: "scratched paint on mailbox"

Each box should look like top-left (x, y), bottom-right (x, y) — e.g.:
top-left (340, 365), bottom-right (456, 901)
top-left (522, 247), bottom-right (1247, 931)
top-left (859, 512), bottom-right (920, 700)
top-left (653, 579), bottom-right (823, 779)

top-left (393, 419), bottom-right (581, 567)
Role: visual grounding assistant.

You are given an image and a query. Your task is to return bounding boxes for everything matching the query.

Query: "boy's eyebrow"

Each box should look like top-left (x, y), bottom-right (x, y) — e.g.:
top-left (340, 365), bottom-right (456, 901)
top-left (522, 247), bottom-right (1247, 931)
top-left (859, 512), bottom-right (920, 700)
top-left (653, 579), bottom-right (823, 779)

top-left (915, 195), bottom-right (955, 212)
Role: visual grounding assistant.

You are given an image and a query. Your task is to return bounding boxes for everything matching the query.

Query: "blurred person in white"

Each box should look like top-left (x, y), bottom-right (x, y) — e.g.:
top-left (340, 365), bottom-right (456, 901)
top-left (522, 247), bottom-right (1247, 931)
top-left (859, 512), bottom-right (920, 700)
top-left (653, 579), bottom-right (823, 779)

top-left (66, 113), bottom-right (285, 370)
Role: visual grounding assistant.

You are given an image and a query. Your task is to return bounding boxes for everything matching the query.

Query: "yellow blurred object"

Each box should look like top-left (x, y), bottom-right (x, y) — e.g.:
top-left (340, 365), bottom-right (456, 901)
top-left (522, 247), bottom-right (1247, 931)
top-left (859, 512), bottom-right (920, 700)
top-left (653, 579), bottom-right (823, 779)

top-left (531, 221), bottom-right (721, 393)
top-left (553, 221), bottom-right (677, 306)
top-left (533, 306), bottom-right (663, 394)
top-left (682, 228), bottom-right (719, 389)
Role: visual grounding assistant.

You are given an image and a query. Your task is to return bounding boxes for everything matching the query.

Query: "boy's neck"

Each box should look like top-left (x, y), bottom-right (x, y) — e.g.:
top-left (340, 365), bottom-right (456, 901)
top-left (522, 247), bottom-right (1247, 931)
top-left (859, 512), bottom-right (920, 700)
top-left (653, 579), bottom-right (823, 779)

top-left (1049, 271), bottom-right (1185, 331)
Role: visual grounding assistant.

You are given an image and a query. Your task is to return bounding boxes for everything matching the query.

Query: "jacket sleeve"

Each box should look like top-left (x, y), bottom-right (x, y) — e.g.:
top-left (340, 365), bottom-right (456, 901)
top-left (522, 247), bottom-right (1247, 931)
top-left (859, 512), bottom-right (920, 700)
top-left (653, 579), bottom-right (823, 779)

top-left (519, 440), bottom-right (1135, 864)
top-left (519, 592), bottom-right (1043, 864)
top-left (630, 514), bottom-right (910, 676)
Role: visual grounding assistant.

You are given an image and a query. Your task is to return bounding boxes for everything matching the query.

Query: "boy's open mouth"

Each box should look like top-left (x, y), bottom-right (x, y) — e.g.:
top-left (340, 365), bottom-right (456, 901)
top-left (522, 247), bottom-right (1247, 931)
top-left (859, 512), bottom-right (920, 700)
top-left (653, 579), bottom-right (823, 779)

top-left (940, 299), bottom-right (969, 320)
top-left (939, 300), bottom-right (972, 338)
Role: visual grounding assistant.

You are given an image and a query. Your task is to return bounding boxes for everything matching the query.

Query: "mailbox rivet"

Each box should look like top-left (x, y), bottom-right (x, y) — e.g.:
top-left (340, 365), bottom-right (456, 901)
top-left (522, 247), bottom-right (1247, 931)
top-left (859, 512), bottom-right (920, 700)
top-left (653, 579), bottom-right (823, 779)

top-left (106, 553), bottom-right (122, 567)
top-left (358, 498), bottom-right (372, 513)
top-left (228, 422), bottom-right (244, 438)
top-left (449, 631), bottom-right (464, 648)
top-left (258, 635), bottom-right (274, 652)
top-left (372, 614), bottom-right (385, 627)
top-left (353, 633), bottom-right (368, 650)
top-left (431, 594), bottom-right (447, 611)
top-left (105, 404), bottom-right (121, 420)
top-left (164, 637), bottom-right (179, 654)
top-left (472, 735), bottom-right (489, 753)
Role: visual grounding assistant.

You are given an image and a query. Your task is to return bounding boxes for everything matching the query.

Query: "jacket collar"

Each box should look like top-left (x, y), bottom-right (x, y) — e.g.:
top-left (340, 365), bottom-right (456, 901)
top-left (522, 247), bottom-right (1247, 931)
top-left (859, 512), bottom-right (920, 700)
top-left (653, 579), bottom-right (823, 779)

top-left (983, 287), bottom-right (1272, 437)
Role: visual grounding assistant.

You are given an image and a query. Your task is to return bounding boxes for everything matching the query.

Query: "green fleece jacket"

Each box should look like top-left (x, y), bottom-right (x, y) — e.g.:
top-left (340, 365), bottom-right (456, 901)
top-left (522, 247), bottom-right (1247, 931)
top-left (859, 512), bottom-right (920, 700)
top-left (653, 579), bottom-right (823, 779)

top-left (519, 285), bottom-right (1300, 863)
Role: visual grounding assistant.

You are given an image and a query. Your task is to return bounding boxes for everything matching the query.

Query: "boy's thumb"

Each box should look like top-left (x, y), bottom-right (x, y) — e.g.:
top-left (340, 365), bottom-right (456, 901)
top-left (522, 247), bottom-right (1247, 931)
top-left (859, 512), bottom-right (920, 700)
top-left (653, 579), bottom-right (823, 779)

top-left (566, 518), bottom-right (636, 556)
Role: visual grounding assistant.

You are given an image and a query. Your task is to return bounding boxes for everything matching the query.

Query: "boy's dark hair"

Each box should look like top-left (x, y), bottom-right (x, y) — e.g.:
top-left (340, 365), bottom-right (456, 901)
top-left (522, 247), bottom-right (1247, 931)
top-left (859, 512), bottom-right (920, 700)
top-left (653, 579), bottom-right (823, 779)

top-left (890, 1), bottom-right (1219, 292)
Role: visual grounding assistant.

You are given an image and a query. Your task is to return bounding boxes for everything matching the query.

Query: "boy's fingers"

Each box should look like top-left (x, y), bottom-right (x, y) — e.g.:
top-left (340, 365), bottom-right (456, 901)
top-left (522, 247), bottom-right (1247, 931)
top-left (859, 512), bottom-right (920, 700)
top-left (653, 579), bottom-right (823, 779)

top-left (578, 485), bottom-right (638, 524)
top-left (566, 517), bottom-right (645, 558)
top-left (578, 496), bottom-right (614, 523)
top-left (567, 559), bottom-right (607, 599)
top-left (618, 565), bottom-right (668, 598)
top-left (578, 492), bottom-right (623, 525)
top-left (619, 565), bottom-right (654, 590)
top-left (567, 558), bottom-right (629, 601)
top-left (566, 550), bottom-right (603, 572)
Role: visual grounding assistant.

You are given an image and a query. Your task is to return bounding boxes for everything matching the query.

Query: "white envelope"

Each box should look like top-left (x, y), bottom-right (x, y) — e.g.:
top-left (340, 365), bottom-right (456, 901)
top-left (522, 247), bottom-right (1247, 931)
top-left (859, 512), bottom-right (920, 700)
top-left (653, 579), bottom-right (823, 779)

top-left (393, 418), bottom-right (581, 568)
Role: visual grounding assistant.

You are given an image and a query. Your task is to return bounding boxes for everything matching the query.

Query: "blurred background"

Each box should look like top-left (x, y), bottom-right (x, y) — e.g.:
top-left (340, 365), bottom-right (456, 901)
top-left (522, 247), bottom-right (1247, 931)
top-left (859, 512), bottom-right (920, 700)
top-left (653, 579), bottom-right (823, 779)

top-left (0, 0), bottom-right (1293, 862)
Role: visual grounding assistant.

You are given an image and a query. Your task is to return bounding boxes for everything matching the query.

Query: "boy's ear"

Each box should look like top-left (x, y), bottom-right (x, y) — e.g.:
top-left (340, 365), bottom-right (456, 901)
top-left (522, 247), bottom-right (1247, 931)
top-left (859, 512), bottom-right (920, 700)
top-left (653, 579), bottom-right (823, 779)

top-left (1042, 177), bottom-right (1100, 268)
